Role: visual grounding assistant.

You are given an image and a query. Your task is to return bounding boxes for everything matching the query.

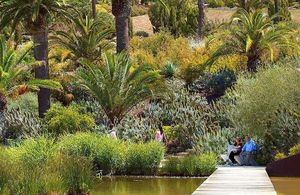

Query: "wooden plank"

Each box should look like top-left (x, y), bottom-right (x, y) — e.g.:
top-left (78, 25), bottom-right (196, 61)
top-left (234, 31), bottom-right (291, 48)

top-left (192, 166), bottom-right (277, 195)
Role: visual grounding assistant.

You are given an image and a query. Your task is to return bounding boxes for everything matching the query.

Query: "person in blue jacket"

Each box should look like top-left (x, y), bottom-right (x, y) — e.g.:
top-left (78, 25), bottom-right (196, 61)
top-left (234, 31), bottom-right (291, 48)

top-left (240, 135), bottom-right (258, 166)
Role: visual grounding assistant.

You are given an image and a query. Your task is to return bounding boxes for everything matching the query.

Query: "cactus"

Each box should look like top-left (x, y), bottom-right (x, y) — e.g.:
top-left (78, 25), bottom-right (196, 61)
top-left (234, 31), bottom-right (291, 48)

top-left (0, 109), bottom-right (42, 143)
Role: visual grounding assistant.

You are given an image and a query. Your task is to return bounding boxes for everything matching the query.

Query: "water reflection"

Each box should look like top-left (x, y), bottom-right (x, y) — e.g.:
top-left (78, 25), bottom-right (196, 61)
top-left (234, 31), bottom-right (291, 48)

top-left (271, 177), bottom-right (300, 195)
top-left (92, 176), bottom-right (205, 195)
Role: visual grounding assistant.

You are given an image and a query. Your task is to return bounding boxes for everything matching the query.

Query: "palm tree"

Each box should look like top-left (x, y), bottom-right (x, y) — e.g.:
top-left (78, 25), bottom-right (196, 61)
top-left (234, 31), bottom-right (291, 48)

top-left (0, 36), bottom-right (62, 114)
top-left (0, 0), bottom-right (64, 117)
top-left (92, 0), bottom-right (97, 19)
top-left (112, 0), bottom-right (131, 53)
top-left (50, 12), bottom-right (114, 63)
top-left (197, 0), bottom-right (205, 40)
top-left (112, 0), bottom-right (167, 53)
top-left (207, 9), bottom-right (297, 71)
top-left (77, 52), bottom-right (167, 125)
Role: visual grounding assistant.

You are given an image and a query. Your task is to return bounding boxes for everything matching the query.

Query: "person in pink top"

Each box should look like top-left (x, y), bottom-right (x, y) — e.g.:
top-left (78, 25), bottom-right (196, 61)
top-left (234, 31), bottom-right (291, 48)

top-left (155, 126), bottom-right (167, 144)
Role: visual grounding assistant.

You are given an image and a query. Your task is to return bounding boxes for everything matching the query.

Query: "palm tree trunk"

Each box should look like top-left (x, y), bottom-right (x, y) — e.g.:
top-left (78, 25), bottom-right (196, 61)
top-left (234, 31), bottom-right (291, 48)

top-left (112, 0), bottom-right (131, 53)
top-left (0, 92), bottom-right (7, 114)
top-left (240, 0), bottom-right (246, 9)
top-left (197, 0), bottom-right (205, 41)
top-left (274, 0), bottom-right (279, 23)
top-left (92, 0), bottom-right (97, 19)
top-left (32, 31), bottom-right (51, 118)
top-left (247, 56), bottom-right (260, 72)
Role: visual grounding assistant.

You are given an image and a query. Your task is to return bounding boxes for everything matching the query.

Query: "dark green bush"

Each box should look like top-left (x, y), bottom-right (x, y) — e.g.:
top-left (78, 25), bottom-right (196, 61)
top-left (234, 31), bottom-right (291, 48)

top-left (125, 141), bottom-right (165, 175)
top-left (45, 104), bottom-right (95, 137)
top-left (134, 31), bottom-right (150, 37)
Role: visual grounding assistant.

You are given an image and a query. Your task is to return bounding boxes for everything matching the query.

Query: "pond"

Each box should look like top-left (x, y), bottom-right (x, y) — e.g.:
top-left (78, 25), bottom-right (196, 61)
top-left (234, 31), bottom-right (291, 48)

top-left (271, 177), bottom-right (300, 195)
top-left (92, 176), bottom-right (205, 195)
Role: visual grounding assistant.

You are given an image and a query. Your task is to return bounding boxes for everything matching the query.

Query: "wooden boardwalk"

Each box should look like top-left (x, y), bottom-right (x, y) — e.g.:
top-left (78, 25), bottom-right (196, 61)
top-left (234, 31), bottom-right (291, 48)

top-left (192, 166), bottom-right (277, 195)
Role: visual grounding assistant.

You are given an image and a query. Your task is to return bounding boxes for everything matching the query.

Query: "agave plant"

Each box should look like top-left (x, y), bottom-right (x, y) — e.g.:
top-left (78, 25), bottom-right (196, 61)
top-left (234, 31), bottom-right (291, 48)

top-left (0, 36), bottom-right (62, 113)
top-left (207, 9), bottom-right (297, 71)
top-left (77, 52), bottom-right (167, 125)
top-left (50, 12), bottom-right (114, 62)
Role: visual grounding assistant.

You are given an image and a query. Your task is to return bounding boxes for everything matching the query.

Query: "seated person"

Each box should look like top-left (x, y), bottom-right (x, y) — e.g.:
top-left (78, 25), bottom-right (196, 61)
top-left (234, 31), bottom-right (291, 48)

top-left (240, 135), bottom-right (258, 166)
top-left (229, 137), bottom-right (243, 164)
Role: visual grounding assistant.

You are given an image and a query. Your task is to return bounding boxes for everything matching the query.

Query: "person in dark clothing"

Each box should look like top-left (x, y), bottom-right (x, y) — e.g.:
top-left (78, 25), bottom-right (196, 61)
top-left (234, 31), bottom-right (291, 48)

top-left (229, 137), bottom-right (243, 164)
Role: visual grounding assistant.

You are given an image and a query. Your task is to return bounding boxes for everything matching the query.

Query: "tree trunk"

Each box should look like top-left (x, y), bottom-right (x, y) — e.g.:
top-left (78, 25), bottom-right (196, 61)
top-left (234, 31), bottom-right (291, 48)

top-left (247, 56), bottom-right (260, 72)
top-left (92, 0), bottom-right (97, 19)
top-left (0, 92), bottom-right (7, 114)
top-left (32, 31), bottom-right (51, 118)
top-left (112, 0), bottom-right (131, 53)
top-left (240, 0), bottom-right (246, 9)
top-left (197, 0), bottom-right (205, 41)
top-left (274, 0), bottom-right (279, 23)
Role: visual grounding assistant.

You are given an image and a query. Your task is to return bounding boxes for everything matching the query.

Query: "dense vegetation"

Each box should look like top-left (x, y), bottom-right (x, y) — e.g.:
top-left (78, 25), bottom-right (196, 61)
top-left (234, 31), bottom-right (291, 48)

top-left (0, 0), bottom-right (300, 193)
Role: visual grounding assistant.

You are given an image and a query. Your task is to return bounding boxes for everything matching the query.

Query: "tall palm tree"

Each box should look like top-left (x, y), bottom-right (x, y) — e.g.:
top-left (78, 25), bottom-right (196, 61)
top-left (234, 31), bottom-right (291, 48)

top-left (92, 0), bottom-right (97, 19)
top-left (50, 12), bottom-right (114, 62)
top-left (197, 0), bottom-right (205, 40)
top-left (112, 0), bottom-right (167, 53)
top-left (112, 0), bottom-right (131, 53)
top-left (0, 36), bottom-right (62, 114)
top-left (0, 0), bottom-right (64, 117)
top-left (207, 9), bottom-right (297, 71)
top-left (77, 52), bottom-right (167, 125)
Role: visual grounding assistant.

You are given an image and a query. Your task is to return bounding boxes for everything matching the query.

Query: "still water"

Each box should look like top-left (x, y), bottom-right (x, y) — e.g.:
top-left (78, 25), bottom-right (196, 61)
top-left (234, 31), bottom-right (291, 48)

top-left (91, 176), bottom-right (300, 195)
top-left (91, 176), bottom-right (205, 195)
top-left (271, 177), bottom-right (300, 195)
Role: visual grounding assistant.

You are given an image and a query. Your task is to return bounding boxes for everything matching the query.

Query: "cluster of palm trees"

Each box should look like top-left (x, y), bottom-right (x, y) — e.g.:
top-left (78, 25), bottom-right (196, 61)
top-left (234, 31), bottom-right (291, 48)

top-left (0, 0), bottom-right (168, 123)
top-left (0, 0), bottom-right (296, 120)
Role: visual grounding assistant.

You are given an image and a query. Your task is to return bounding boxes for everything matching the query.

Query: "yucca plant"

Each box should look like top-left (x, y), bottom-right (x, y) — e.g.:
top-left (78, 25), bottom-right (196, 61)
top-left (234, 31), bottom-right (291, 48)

top-left (77, 52), bottom-right (167, 125)
top-left (50, 12), bottom-right (114, 63)
top-left (207, 9), bottom-right (297, 71)
top-left (0, 36), bottom-right (62, 114)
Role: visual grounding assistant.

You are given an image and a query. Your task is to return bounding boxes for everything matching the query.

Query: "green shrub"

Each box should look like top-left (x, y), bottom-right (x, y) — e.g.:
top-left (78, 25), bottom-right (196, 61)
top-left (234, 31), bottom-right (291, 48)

top-left (134, 31), bottom-right (150, 37)
top-left (45, 104), bottom-right (95, 137)
top-left (162, 153), bottom-right (217, 176)
top-left (3, 137), bottom-right (57, 194)
top-left (207, 0), bottom-right (225, 7)
top-left (274, 152), bottom-right (287, 161)
top-left (0, 147), bottom-right (10, 193)
top-left (125, 141), bottom-right (165, 175)
top-left (7, 93), bottom-right (38, 115)
top-left (58, 132), bottom-right (126, 174)
top-left (223, 0), bottom-right (236, 7)
top-left (0, 137), bottom-right (95, 194)
top-left (226, 64), bottom-right (300, 162)
top-left (49, 154), bottom-right (94, 194)
top-left (179, 156), bottom-right (198, 176)
top-left (131, 5), bottom-right (148, 16)
top-left (196, 153), bottom-right (218, 175)
top-left (162, 157), bottom-right (181, 176)
top-left (289, 144), bottom-right (300, 156)
top-left (149, 0), bottom-right (198, 36)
